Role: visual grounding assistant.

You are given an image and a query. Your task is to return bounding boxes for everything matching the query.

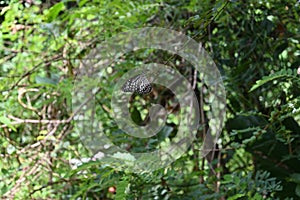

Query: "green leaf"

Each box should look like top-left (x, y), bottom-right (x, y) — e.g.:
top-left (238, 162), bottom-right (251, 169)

top-left (228, 193), bottom-right (245, 200)
top-left (249, 69), bottom-right (293, 92)
top-left (115, 178), bottom-right (129, 200)
top-left (71, 182), bottom-right (100, 200)
top-left (0, 116), bottom-right (16, 131)
top-left (296, 184), bottom-right (300, 197)
top-left (291, 173), bottom-right (300, 184)
top-left (79, 0), bottom-right (89, 7)
top-left (274, 42), bottom-right (288, 58)
top-left (45, 2), bottom-right (65, 22)
top-left (67, 160), bottom-right (100, 177)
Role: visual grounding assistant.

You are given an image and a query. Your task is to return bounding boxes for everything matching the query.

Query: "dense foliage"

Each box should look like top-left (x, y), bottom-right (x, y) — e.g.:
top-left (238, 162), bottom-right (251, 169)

top-left (0, 0), bottom-right (299, 199)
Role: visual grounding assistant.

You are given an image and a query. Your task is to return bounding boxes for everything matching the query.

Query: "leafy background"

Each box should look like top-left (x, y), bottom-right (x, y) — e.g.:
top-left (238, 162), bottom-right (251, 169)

top-left (0, 0), bottom-right (299, 199)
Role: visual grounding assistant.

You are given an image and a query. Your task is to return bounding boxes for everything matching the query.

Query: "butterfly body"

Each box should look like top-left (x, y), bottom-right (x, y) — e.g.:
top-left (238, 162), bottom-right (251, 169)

top-left (122, 73), bottom-right (152, 94)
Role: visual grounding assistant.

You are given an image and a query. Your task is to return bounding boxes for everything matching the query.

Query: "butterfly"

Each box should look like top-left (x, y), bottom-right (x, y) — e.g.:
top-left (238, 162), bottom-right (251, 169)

top-left (121, 73), bottom-right (152, 94)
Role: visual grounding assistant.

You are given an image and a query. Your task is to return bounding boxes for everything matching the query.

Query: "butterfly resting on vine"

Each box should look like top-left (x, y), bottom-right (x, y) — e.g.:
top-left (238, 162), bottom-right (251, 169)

top-left (121, 73), bottom-right (152, 94)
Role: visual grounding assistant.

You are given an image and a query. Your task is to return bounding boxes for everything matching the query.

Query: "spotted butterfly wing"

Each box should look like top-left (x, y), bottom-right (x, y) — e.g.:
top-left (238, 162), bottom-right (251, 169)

top-left (122, 73), bottom-right (152, 94)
